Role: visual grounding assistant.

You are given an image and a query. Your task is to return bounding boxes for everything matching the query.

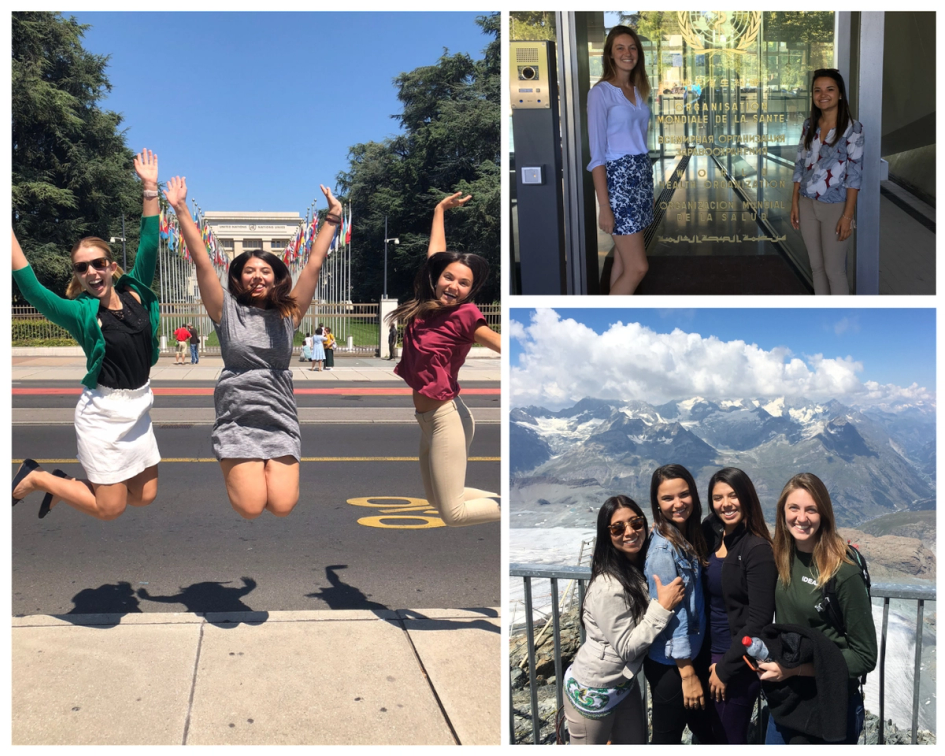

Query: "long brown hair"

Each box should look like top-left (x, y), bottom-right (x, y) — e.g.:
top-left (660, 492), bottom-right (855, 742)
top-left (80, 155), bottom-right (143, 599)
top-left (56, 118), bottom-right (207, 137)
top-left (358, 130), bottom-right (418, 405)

top-left (772, 472), bottom-right (852, 587)
top-left (650, 464), bottom-right (708, 565)
top-left (386, 251), bottom-right (489, 328)
top-left (600, 25), bottom-right (650, 102)
top-left (707, 467), bottom-right (771, 543)
top-left (803, 68), bottom-right (852, 151)
top-left (227, 249), bottom-right (298, 320)
top-left (66, 237), bottom-right (125, 299)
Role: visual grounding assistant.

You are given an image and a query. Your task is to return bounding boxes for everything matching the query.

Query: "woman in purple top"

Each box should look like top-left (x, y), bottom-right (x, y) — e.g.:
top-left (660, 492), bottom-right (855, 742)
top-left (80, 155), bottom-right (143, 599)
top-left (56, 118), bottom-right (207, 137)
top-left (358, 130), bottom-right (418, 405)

top-left (587, 25), bottom-right (653, 295)
top-left (790, 69), bottom-right (864, 295)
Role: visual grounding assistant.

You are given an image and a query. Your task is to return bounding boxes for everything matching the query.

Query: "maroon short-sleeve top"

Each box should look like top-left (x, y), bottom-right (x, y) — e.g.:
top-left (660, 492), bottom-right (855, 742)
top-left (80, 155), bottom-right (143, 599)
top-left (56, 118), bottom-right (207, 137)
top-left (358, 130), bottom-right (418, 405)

top-left (394, 302), bottom-right (486, 401)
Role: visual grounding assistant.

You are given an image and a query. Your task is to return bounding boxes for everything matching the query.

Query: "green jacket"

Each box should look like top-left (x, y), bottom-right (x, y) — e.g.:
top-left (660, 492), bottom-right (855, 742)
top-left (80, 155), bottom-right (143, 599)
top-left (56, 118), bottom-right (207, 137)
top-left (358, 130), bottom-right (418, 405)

top-left (13, 215), bottom-right (161, 390)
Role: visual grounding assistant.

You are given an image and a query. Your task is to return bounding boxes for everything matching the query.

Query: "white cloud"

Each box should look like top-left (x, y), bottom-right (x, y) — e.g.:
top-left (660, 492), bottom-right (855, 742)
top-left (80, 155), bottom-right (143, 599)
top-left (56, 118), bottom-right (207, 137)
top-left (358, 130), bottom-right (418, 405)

top-left (510, 310), bottom-right (934, 411)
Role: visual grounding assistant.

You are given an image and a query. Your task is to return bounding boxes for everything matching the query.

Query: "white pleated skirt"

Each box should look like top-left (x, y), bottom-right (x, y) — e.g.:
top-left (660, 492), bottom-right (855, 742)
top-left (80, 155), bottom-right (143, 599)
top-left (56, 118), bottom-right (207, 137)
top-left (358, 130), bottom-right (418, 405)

top-left (75, 382), bottom-right (161, 485)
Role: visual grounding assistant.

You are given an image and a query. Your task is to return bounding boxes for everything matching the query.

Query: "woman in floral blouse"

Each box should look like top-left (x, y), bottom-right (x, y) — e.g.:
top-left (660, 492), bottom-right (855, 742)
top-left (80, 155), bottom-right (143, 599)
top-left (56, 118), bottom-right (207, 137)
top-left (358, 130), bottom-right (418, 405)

top-left (790, 69), bottom-right (863, 295)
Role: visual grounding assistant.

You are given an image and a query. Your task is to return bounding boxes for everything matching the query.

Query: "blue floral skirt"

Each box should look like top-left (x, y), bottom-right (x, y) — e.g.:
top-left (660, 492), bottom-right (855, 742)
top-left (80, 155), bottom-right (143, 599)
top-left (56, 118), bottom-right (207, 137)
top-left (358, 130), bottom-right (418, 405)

top-left (605, 153), bottom-right (654, 236)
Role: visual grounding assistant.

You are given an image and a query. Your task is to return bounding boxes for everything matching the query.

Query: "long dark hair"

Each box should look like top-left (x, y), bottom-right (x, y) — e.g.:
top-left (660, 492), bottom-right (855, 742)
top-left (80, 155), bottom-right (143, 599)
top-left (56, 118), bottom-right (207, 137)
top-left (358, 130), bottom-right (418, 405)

top-left (803, 68), bottom-right (852, 151)
top-left (706, 467), bottom-right (771, 543)
top-left (227, 249), bottom-right (298, 320)
top-left (581, 495), bottom-right (650, 628)
top-left (650, 464), bottom-right (709, 565)
top-left (600, 25), bottom-right (650, 102)
top-left (386, 251), bottom-right (489, 328)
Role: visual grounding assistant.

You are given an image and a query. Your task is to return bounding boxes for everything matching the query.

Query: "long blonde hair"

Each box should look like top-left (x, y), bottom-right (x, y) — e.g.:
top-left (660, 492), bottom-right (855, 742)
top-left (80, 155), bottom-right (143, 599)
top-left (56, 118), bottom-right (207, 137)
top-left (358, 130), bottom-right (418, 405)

top-left (66, 237), bottom-right (124, 299)
top-left (600, 25), bottom-right (651, 102)
top-left (772, 472), bottom-right (852, 587)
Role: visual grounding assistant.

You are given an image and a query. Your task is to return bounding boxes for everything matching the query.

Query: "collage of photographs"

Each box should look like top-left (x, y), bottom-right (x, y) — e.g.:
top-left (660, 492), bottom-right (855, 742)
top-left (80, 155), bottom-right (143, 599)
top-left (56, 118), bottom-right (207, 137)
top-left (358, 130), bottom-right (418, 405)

top-left (5, 9), bottom-right (937, 748)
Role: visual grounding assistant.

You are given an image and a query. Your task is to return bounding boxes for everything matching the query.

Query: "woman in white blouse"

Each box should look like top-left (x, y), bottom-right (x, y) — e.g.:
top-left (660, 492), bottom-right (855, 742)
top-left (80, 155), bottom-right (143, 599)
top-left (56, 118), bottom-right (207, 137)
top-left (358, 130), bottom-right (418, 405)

top-left (587, 25), bottom-right (653, 295)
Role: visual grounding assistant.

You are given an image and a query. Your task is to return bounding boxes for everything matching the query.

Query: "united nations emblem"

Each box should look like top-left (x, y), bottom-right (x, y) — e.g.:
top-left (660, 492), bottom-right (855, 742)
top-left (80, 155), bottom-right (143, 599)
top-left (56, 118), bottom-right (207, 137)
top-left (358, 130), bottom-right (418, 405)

top-left (677, 11), bottom-right (761, 54)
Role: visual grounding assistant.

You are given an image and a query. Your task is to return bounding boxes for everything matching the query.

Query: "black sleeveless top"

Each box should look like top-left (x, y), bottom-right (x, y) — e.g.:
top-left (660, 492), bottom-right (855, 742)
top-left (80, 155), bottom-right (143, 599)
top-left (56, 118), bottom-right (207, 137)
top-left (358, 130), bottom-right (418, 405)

top-left (97, 288), bottom-right (152, 390)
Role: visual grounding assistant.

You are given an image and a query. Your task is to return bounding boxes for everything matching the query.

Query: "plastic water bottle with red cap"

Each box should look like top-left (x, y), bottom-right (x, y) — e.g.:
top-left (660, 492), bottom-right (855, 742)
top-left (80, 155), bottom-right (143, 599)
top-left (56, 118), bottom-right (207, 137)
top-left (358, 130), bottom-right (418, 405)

top-left (742, 636), bottom-right (771, 670)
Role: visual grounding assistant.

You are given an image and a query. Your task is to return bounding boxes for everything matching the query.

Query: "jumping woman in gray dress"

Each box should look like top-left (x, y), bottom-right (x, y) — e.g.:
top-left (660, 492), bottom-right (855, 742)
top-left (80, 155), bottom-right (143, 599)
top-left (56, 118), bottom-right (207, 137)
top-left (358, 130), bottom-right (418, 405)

top-left (165, 176), bottom-right (342, 518)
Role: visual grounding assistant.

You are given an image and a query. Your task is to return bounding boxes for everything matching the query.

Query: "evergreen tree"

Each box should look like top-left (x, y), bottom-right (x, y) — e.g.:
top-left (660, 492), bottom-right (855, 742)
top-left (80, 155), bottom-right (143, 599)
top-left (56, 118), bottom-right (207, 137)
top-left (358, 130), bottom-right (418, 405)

top-left (338, 13), bottom-right (500, 304)
top-left (12, 11), bottom-right (143, 301)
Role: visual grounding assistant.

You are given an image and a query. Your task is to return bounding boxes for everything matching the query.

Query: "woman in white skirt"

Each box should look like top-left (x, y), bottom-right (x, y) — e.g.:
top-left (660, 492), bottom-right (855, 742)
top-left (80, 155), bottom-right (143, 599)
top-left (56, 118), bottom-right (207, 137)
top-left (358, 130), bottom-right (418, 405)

top-left (309, 326), bottom-right (327, 372)
top-left (11, 149), bottom-right (163, 521)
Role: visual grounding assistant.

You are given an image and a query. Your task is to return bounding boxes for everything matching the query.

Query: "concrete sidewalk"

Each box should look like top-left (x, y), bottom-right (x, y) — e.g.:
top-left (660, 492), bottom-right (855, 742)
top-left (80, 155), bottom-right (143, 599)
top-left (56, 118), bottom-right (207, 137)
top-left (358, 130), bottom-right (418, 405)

top-left (11, 353), bottom-right (500, 385)
top-left (13, 607), bottom-right (500, 745)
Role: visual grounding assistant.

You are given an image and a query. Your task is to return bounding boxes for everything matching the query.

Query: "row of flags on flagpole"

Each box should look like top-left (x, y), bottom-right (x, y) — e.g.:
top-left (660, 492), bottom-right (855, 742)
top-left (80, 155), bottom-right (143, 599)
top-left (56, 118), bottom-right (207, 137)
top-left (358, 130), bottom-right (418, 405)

top-left (159, 202), bottom-right (353, 269)
top-left (280, 205), bottom-right (353, 265)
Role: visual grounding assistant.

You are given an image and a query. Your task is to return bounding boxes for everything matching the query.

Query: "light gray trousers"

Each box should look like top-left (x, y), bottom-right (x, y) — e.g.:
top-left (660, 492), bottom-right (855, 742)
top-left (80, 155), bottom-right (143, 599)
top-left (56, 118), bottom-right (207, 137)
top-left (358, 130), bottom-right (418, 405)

top-left (798, 195), bottom-right (851, 295)
top-left (563, 681), bottom-right (647, 744)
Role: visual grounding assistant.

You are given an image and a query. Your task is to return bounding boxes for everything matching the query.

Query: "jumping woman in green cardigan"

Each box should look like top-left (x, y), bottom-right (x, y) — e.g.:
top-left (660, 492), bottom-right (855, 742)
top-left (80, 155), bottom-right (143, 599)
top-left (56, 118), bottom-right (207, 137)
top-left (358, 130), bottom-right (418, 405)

top-left (11, 149), bottom-right (163, 521)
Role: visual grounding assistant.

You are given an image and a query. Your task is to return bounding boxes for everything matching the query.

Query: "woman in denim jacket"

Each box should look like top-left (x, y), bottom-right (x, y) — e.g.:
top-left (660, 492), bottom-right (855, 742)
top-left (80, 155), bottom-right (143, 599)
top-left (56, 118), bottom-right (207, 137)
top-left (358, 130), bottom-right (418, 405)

top-left (644, 463), bottom-right (715, 744)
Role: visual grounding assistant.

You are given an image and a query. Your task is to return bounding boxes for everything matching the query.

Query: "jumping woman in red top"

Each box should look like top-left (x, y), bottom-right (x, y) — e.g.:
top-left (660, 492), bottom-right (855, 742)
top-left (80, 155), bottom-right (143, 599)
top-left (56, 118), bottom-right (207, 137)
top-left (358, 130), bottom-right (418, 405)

top-left (390, 192), bottom-right (501, 527)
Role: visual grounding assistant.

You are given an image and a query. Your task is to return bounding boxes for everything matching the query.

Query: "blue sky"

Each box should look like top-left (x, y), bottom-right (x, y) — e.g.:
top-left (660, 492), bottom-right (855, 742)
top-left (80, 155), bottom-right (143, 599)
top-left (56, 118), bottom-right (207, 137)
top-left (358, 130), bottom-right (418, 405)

top-left (510, 309), bottom-right (935, 405)
top-left (69, 11), bottom-right (492, 215)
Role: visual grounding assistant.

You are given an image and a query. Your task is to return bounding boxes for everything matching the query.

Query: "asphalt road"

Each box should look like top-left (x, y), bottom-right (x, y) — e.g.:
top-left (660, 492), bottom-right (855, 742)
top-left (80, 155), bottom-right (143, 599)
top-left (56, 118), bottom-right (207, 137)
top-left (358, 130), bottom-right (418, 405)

top-left (12, 421), bottom-right (500, 617)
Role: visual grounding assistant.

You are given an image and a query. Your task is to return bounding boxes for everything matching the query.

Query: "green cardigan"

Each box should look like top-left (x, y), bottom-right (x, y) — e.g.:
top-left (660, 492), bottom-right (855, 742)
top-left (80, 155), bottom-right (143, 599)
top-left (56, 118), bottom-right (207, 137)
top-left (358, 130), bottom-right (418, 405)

top-left (13, 215), bottom-right (162, 390)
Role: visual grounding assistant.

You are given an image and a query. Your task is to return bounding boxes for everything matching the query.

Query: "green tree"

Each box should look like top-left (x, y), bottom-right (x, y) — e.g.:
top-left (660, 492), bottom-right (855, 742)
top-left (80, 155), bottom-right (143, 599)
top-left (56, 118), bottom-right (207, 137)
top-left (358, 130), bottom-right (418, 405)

top-left (510, 12), bottom-right (556, 42)
top-left (12, 11), bottom-right (143, 301)
top-left (338, 13), bottom-right (500, 304)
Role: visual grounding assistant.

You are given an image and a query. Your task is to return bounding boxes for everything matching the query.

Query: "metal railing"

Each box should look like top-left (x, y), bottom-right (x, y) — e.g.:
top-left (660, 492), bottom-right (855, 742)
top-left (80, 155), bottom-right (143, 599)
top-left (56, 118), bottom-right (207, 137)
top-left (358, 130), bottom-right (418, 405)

top-left (13, 301), bottom-right (499, 355)
top-left (12, 303), bottom-right (381, 354)
top-left (510, 564), bottom-right (935, 745)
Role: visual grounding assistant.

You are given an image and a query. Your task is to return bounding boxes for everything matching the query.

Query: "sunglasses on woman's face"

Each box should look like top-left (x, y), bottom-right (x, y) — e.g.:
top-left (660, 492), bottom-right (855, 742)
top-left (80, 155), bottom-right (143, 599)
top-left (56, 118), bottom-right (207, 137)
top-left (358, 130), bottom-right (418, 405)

top-left (73, 257), bottom-right (111, 274)
top-left (608, 517), bottom-right (646, 536)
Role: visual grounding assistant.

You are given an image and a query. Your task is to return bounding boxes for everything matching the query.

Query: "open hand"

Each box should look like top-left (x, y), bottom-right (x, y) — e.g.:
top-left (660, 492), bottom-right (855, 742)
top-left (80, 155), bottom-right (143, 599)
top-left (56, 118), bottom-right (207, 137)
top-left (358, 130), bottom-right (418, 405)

top-left (134, 149), bottom-right (159, 188)
top-left (320, 184), bottom-right (342, 217)
top-left (437, 191), bottom-right (472, 212)
top-left (709, 663), bottom-right (727, 702)
top-left (164, 176), bottom-right (188, 212)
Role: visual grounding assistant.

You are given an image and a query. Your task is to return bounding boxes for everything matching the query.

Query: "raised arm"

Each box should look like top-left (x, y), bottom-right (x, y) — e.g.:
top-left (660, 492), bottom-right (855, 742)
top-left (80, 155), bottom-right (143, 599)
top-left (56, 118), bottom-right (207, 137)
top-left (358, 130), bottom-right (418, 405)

top-left (127, 149), bottom-right (161, 285)
top-left (12, 228), bottom-right (29, 271)
top-left (290, 184), bottom-right (342, 326)
top-left (427, 192), bottom-right (471, 258)
top-left (165, 176), bottom-right (224, 323)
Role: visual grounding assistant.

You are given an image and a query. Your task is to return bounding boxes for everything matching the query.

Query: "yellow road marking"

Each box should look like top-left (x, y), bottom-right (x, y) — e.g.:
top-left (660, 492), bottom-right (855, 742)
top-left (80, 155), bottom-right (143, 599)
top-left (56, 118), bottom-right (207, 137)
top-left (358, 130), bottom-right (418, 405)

top-left (12, 457), bottom-right (499, 464)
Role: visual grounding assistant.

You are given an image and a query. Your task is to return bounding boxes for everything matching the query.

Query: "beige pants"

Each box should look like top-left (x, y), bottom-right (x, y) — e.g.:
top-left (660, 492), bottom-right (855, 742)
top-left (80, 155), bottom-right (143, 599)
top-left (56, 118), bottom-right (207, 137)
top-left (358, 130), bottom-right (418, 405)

top-left (563, 682), bottom-right (647, 744)
top-left (415, 397), bottom-right (500, 527)
top-left (798, 196), bottom-right (851, 295)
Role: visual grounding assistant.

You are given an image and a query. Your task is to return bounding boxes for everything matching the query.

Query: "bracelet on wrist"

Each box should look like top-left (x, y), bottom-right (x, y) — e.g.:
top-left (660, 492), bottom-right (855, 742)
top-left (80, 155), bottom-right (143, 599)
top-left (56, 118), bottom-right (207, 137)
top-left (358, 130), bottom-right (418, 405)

top-left (324, 214), bottom-right (342, 225)
top-left (143, 190), bottom-right (159, 199)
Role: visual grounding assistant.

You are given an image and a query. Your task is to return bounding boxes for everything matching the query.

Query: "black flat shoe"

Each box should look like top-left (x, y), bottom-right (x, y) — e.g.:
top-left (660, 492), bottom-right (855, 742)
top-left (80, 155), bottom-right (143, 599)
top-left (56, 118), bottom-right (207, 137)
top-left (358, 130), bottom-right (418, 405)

top-left (12, 458), bottom-right (40, 506)
top-left (39, 469), bottom-right (67, 519)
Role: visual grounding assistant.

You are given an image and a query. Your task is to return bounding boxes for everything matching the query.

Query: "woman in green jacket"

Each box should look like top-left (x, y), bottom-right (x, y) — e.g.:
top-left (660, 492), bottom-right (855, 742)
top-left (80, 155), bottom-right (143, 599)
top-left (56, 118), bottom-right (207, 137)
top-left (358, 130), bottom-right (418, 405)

top-left (12, 149), bottom-right (163, 521)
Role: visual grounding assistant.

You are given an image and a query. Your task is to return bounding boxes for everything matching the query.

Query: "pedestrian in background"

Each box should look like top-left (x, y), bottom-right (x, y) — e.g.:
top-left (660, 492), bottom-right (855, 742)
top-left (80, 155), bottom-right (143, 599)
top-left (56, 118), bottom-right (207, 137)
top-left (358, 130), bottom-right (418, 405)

top-left (323, 326), bottom-right (336, 370)
top-left (188, 323), bottom-right (200, 364)
top-left (173, 323), bottom-right (192, 364)
top-left (309, 325), bottom-right (326, 372)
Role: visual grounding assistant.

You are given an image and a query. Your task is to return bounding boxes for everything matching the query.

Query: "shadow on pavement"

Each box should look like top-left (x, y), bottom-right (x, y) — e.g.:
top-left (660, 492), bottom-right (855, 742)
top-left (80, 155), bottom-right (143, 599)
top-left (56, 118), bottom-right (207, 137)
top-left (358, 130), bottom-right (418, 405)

top-left (305, 564), bottom-right (390, 612)
top-left (53, 581), bottom-right (143, 627)
top-left (137, 577), bottom-right (268, 628)
top-left (307, 566), bottom-right (499, 633)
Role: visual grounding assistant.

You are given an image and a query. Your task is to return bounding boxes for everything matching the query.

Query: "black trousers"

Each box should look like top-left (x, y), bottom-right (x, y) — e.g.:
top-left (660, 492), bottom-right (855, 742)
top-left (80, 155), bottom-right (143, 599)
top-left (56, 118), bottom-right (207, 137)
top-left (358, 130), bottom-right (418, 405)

top-left (644, 655), bottom-right (716, 744)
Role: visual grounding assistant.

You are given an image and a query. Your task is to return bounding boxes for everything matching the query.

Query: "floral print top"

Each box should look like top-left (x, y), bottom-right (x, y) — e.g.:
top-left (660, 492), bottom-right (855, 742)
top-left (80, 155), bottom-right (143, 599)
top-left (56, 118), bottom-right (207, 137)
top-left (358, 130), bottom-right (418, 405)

top-left (792, 118), bottom-right (864, 204)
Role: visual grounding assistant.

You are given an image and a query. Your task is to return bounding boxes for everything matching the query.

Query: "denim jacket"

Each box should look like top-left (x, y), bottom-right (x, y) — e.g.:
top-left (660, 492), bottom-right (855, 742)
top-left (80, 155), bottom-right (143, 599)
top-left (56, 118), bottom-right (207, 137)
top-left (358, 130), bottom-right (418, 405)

top-left (644, 528), bottom-right (705, 663)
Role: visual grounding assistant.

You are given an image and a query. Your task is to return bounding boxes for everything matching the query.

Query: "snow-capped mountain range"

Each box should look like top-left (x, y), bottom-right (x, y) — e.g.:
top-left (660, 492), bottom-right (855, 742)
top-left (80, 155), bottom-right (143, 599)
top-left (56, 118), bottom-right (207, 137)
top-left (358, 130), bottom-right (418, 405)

top-left (510, 396), bottom-right (935, 528)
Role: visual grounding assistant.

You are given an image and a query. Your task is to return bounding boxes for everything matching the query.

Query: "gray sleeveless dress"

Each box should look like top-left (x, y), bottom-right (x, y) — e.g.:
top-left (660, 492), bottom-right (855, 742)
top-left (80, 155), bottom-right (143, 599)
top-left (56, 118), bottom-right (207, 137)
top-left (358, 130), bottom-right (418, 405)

top-left (211, 291), bottom-right (300, 461)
